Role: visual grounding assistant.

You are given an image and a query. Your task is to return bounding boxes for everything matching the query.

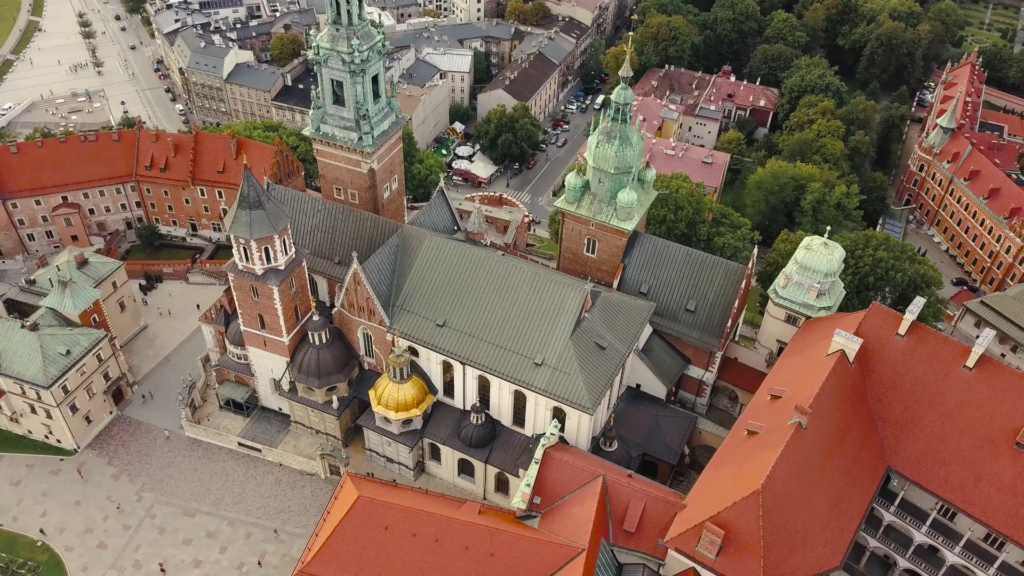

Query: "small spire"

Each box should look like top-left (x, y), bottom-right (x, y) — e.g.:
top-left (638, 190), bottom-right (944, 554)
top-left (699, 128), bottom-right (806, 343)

top-left (242, 152), bottom-right (248, 166)
top-left (936, 89), bottom-right (963, 131)
top-left (618, 33), bottom-right (634, 84)
top-left (824, 225), bottom-right (831, 239)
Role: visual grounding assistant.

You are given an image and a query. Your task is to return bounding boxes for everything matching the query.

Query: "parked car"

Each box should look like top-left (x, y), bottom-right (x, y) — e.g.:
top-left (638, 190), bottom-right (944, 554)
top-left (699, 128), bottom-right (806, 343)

top-left (950, 277), bottom-right (970, 287)
top-left (557, 137), bottom-right (568, 147)
top-left (526, 157), bottom-right (537, 169)
top-left (573, 91), bottom-right (585, 100)
top-left (163, 85), bottom-right (171, 93)
top-left (168, 93), bottom-right (176, 102)
top-left (584, 95), bottom-right (593, 105)
top-left (157, 71), bottom-right (164, 79)
top-left (552, 120), bottom-right (565, 129)
top-left (175, 104), bottom-right (186, 116)
top-left (559, 115), bottom-right (570, 125)
top-left (600, 73), bottom-right (609, 83)
top-left (181, 115), bottom-right (190, 124)
top-left (114, 12), bottom-right (121, 19)
top-left (513, 163), bottom-right (522, 175)
top-left (580, 104), bottom-right (588, 113)
top-left (536, 143), bottom-right (547, 151)
top-left (119, 24), bottom-right (126, 31)
top-left (129, 42), bottom-right (136, 50)
top-left (566, 102), bottom-right (579, 113)
top-left (549, 133), bottom-right (559, 144)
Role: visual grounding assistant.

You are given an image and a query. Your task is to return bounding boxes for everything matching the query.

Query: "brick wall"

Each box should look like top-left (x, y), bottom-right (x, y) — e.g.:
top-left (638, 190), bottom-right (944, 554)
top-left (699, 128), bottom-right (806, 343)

top-left (314, 130), bottom-right (406, 224)
top-left (335, 266), bottom-right (389, 373)
top-left (557, 211), bottom-right (629, 286)
top-left (228, 259), bottom-right (313, 358)
top-left (125, 260), bottom-right (192, 280)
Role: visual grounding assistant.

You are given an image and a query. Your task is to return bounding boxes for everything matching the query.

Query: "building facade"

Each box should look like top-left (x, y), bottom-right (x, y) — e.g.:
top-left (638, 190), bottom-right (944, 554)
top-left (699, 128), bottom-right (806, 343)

top-left (951, 284), bottom-right (1024, 370)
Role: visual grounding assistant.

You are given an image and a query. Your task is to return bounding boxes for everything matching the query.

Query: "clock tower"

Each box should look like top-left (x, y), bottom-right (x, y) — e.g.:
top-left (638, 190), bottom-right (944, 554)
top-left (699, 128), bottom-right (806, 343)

top-left (306, 0), bottom-right (407, 223)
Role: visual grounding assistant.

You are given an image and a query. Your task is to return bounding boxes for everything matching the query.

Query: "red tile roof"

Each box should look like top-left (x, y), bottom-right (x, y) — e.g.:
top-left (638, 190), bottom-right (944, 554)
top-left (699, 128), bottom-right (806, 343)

top-left (633, 67), bottom-right (713, 117)
top-left (964, 130), bottom-right (1022, 170)
top-left (716, 356), bottom-right (766, 394)
top-left (926, 53), bottom-right (985, 134)
top-left (529, 443), bottom-right (686, 560)
top-left (703, 69), bottom-right (779, 113)
top-left (935, 132), bottom-right (1024, 223)
top-left (980, 108), bottom-right (1024, 138)
top-left (536, 477), bottom-right (609, 575)
top-left (294, 474), bottom-right (584, 576)
top-left (665, 303), bottom-right (1024, 575)
top-left (632, 97), bottom-right (731, 190)
top-left (949, 288), bottom-right (979, 306)
top-left (0, 128), bottom-right (287, 200)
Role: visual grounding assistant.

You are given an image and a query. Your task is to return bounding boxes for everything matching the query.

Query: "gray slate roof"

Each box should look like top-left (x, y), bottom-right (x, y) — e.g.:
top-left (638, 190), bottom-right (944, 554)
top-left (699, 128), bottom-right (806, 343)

top-left (603, 386), bottom-right (696, 464)
top-left (482, 52), bottom-right (559, 103)
top-left (423, 401), bottom-right (534, 475)
top-left (360, 226), bottom-right (655, 412)
top-left (963, 284), bottom-right (1024, 344)
top-left (272, 70), bottom-right (317, 109)
top-left (619, 232), bottom-right (746, 351)
top-left (175, 28), bottom-right (233, 76)
top-left (267, 183), bottom-right (402, 280)
top-left (387, 21), bottom-right (530, 52)
top-left (408, 189), bottom-right (460, 235)
top-left (400, 59), bottom-right (442, 88)
top-left (226, 64), bottom-right (282, 91)
top-left (225, 166), bottom-right (292, 240)
top-left (0, 309), bottom-right (106, 388)
top-left (638, 331), bottom-right (690, 389)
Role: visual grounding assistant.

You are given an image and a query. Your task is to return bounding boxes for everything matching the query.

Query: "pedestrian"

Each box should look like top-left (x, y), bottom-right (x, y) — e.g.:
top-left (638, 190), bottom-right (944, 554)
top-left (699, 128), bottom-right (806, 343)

top-left (196, 303), bottom-right (200, 312)
top-left (149, 391), bottom-right (154, 400)
top-left (38, 528), bottom-right (46, 537)
top-left (167, 308), bottom-right (171, 317)
top-left (141, 296), bottom-right (148, 306)
top-left (57, 59), bottom-right (60, 64)
top-left (141, 394), bottom-right (146, 404)
top-left (157, 307), bottom-right (162, 316)
top-left (117, 503), bottom-right (122, 512)
top-left (257, 560), bottom-right (262, 568)
top-left (164, 429), bottom-right (170, 439)
top-left (273, 529), bottom-right (279, 538)
top-left (77, 468), bottom-right (83, 479)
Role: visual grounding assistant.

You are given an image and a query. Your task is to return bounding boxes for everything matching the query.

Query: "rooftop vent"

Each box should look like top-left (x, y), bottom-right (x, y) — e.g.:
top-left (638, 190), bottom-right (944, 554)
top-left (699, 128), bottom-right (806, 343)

top-left (594, 339), bottom-right (608, 350)
top-left (533, 355), bottom-right (544, 366)
top-left (966, 327), bottom-right (996, 370)
top-left (73, 251), bottom-right (88, 268)
top-left (743, 421), bottom-right (764, 435)
top-left (789, 404), bottom-right (810, 429)
top-left (685, 299), bottom-right (697, 312)
top-left (695, 523), bottom-right (725, 560)
top-left (897, 296), bottom-right (926, 337)
top-left (1016, 428), bottom-right (1024, 451)
top-left (435, 317), bottom-right (446, 327)
top-left (827, 329), bottom-right (863, 364)
top-left (23, 321), bottom-right (39, 332)
top-left (766, 386), bottom-right (787, 399)
top-left (639, 283), bottom-right (650, 295)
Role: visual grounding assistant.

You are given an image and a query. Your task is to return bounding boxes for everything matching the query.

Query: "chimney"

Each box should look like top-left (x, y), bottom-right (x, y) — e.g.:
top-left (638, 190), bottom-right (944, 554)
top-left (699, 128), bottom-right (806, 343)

top-left (966, 327), bottom-right (996, 370)
top-left (695, 523), bottom-right (725, 560)
top-left (7, 142), bottom-right (16, 154)
top-left (229, 129), bottom-right (238, 159)
top-left (23, 320), bottom-right (39, 332)
top-left (808, 282), bottom-right (821, 300)
top-left (111, 131), bottom-right (119, 142)
top-left (789, 404), bottom-right (810, 429)
top-left (897, 296), bottom-right (927, 337)
top-left (36, 138), bottom-right (43, 148)
top-left (73, 251), bottom-right (88, 268)
top-left (743, 421), bottom-right (765, 435)
top-left (766, 386), bottom-right (787, 399)
top-left (827, 329), bottom-right (863, 364)
top-left (168, 137), bottom-right (175, 158)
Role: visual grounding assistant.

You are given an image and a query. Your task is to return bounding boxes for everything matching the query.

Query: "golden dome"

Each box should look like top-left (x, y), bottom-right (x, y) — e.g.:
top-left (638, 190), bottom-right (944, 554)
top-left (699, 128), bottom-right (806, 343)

top-left (368, 346), bottom-right (434, 420)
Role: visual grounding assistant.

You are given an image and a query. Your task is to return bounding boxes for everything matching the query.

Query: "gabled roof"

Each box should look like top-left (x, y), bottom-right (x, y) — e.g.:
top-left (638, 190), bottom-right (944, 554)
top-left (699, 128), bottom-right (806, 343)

top-left (482, 52), bottom-right (559, 104)
top-left (360, 227), bottom-right (655, 412)
top-left (32, 247), bottom-right (123, 292)
top-left (408, 188), bottom-right (460, 235)
top-left (39, 269), bottom-right (102, 315)
top-left (962, 283), bottom-right (1024, 344)
top-left (665, 303), bottom-right (1024, 575)
top-left (932, 131), bottom-right (1024, 225)
top-left (0, 309), bottom-right (106, 388)
top-left (529, 443), bottom-right (686, 560)
top-left (224, 165), bottom-right (291, 240)
top-left (293, 474), bottom-right (585, 576)
top-left (399, 58), bottom-right (441, 88)
top-left (537, 477), bottom-right (610, 576)
top-left (619, 232), bottom-right (747, 351)
top-left (267, 183), bottom-right (402, 280)
top-left (0, 131), bottom-right (138, 199)
top-left (603, 386), bottom-right (696, 465)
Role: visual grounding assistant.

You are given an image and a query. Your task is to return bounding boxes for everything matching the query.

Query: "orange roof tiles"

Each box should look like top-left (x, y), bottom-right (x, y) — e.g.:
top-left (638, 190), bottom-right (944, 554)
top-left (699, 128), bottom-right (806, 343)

top-left (980, 108), bottom-right (1024, 138)
top-left (530, 443), bottom-right (686, 560)
top-left (703, 69), bottom-right (779, 113)
top-left (665, 303), bottom-right (1024, 575)
top-left (935, 132), bottom-right (1024, 223)
top-left (536, 477), bottom-right (609, 575)
top-left (294, 474), bottom-right (584, 576)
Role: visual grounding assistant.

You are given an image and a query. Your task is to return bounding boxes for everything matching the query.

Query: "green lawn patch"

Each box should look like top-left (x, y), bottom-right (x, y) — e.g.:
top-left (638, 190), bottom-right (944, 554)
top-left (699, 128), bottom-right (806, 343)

top-left (0, 429), bottom-right (74, 456)
top-left (209, 245), bottom-right (234, 261)
top-left (0, 59), bottom-right (12, 80)
top-left (125, 245), bottom-right (200, 261)
top-left (11, 19), bottom-right (37, 55)
top-left (0, 0), bottom-right (18, 50)
top-left (31, 0), bottom-right (43, 18)
top-left (527, 233), bottom-right (558, 256)
top-left (0, 528), bottom-right (69, 576)
top-left (744, 285), bottom-right (764, 327)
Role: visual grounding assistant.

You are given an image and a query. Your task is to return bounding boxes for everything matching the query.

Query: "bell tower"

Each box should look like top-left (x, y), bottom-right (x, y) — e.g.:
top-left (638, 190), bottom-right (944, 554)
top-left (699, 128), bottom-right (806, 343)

top-left (306, 0), bottom-right (407, 223)
top-left (224, 165), bottom-right (315, 412)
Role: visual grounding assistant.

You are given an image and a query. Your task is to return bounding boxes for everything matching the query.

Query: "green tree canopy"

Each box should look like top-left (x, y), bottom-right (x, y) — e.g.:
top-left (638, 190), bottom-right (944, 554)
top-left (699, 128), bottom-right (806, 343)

top-left (601, 43), bottom-right (639, 86)
top-left (636, 13), bottom-right (700, 69)
top-left (520, 1), bottom-right (551, 25)
top-left (548, 208), bottom-right (562, 243)
top-left (636, 0), bottom-right (700, 25)
top-left (23, 126), bottom-right (58, 141)
top-left (646, 173), bottom-right (759, 263)
top-left (450, 103), bottom-right (476, 124)
top-left (474, 103), bottom-right (542, 165)
top-left (270, 34), bottom-right (304, 67)
top-left (875, 99), bottom-right (912, 170)
top-left (136, 223), bottom-right (162, 247)
top-left (204, 120), bottom-right (318, 190)
top-left (402, 125), bottom-right (446, 203)
top-left (120, 0), bottom-right (146, 15)
top-left (979, 43), bottom-right (1015, 90)
top-left (579, 45), bottom-right (604, 86)
top-left (505, 0), bottom-right (525, 22)
top-left (756, 229), bottom-right (809, 289)
top-left (698, 0), bottom-right (764, 70)
top-left (795, 181), bottom-right (863, 234)
top-left (777, 56), bottom-right (848, 122)
top-left (473, 49), bottom-right (491, 86)
top-left (745, 43), bottom-right (801, 87)
top-left (744, 158), bottom-right (839, 242)
top-left (116, 114), bottom-right (137, 129)
top-left (763, 10), bottom-right (809, 51)
top-left (925, 0), bottom-right (966, 44)
top-left (855, 17), bottom-right (926, 90)
top-left (715, 129), bottom-right (749, 156)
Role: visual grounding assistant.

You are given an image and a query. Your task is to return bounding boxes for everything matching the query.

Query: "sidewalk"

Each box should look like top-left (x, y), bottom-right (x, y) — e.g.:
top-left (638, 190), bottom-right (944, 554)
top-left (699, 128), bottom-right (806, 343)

top-left (0, 0), bottom-right (31, 57)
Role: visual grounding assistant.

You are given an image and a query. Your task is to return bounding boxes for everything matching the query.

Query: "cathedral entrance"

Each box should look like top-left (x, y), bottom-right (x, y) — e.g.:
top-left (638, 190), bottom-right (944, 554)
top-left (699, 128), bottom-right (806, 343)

top-left (216, 382), bottom-right (258, 416)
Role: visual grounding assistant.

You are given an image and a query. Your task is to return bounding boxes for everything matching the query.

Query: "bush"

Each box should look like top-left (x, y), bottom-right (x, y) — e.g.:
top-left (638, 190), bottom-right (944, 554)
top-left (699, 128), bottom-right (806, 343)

top-left (144, 272), bottom-right (154, 283)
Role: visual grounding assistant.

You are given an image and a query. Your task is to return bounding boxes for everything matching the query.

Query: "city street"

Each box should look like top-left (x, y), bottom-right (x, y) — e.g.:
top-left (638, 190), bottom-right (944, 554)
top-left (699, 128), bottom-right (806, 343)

top-left (0, 0), bottom-right (184, 131)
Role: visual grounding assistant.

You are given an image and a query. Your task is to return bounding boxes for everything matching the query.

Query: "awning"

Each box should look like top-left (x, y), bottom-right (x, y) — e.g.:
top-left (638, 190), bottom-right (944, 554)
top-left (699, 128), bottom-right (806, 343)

top-left (217, 382), bottom-right (255, 404)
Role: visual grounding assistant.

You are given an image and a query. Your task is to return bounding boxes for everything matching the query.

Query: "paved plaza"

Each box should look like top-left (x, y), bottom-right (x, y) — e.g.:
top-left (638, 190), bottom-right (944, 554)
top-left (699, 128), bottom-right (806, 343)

top-left (0, 417), bottom-right (336, 576)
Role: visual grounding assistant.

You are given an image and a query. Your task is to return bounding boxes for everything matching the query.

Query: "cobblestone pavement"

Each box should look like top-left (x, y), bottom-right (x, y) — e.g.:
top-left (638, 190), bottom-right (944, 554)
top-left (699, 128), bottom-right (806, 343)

top-left (0, 417), bottom-right (336, 576)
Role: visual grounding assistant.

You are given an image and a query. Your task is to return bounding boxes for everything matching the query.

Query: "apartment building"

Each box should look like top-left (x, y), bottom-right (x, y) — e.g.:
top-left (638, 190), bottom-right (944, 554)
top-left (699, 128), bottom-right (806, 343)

top-left (397, 59), bottom-right (450, 148)
top-left (951, 284), bottom-right (1024, 370)
top-left (897, 52), bottom-right (1024, 293)
top-left (271, 68), bottom-right (316, 129)
top-left (226, 62), bottom-right (285, 122)
top-left (170, 28), bottom-right (256, 125)
top-left (544, 0), bottom-right (608, 38)
top-left (368, 0), bottom-right (422, 23)
top-left (0, 309), bottom-right (136, 450)
top-left (419, 47), bottom-right (473, 106)
top-left (512, 18), bottom-right (593, 99)
top-left (477, 50), bottom-right (559, 120)
top-left (386, 18), bottom-right (534, 68)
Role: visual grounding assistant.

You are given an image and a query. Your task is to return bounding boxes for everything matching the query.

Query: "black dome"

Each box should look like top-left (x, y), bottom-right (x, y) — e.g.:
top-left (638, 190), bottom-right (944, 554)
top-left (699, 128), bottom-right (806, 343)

top-left (457, 410), bottom-right (496, 449)
top-left (290, 327), bottom-right (357, 388)
top-left (307, 313), bottom-right (330, 333)
top-left (225, 318), bottom-right (245, 347)
top-left (594, 440), bottom-right (634, 470)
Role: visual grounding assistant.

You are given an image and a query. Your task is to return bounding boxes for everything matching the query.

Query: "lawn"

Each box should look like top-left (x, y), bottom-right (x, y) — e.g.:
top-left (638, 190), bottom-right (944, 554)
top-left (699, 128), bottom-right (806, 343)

top-left (125, 245), bottom-right (201, 261)
top-left (31, 0), bottom-right (43, 18)
top-left (209, 245), bottom-right (234, 261)
top-left (0, 59), bottom-right (12, 80)
top-left (0, 0), bottom-right (18, 51)
top-left (744, 285), bottom-right (764, 327)
top-left (0, 528), bottom-right (69, 576)
top-left (11, 19), bottom-right (37, 55)
top-left (527, 233), bottom-right (558, 257)
top-left (0, 429), bottom-right (74, 456)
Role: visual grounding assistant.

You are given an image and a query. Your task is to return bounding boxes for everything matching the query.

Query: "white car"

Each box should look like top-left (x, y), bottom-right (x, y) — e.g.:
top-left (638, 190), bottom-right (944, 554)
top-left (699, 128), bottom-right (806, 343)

top-left (565, 102), bottom-right (579, 113)
top-left (175, 104), bottom-right (186, 116)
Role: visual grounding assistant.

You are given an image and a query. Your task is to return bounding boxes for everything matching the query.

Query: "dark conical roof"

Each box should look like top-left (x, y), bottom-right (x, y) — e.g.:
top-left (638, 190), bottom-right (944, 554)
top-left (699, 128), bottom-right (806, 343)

top-left (291, 327), bottom-right (357, 388)
top-left (226, 314), bottom-right (245, 347)
top-left (457, 408), bottom-right (496, 449)
top-left (224, 165), bottom-right (292, 240)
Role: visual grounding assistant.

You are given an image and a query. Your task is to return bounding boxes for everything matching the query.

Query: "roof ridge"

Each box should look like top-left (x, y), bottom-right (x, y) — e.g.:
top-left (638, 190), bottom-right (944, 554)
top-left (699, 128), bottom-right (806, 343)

top-left (547, 448), bottom-right (683, 503)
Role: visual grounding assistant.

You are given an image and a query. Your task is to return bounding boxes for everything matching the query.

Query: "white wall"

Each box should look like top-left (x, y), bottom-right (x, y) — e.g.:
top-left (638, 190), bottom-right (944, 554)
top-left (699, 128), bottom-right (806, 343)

top-left (622, 350), bottom-right (670, 402)
top-left (245, 347), bottom-right (291, 413)
top-left (476, 89), bottom-right (519, 125)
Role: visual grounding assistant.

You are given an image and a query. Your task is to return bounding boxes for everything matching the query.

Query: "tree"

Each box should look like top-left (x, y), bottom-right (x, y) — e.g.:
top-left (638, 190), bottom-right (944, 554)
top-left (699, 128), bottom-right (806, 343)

top-left (777, 95), bottom-right (849, 173)
top-left (834, 229), bottom-right (946, 325)
top-left (473, 49), bottom-right (491, 87)
top-left (979, 43), bottom-right (1015, 90)
top-left (521, 1), bottom-right (551, 25)
top-left (601, 43), bottom-right (639, 86)
top-left (837, 96), bottom-right (878, 137)
top-left (474, 103), bottom-right (541, 165)
top-left (401, 125), bottom-right (446, 202)
top-left (716, 129), bottom-right (749, 156)
top-left (136, 223), bottom-right (162, 247)
top-left (801, 3), bottom-right (827, 52)
top-left (116, 114), bottom-right (137, 129)
top-left (120, 0), bottom-right (146, 15)
top-left (763, 10), bottom-right (809, 51)
top-left (579, 45), bottom-right (604, 86)
top-left (857, 171), bottom-right (890, 228)
top-left (270, 34), bottom-right (304, 67)
top-left (744, 158), bottom-right (838, 242)
top-left (204, 120), bottom-right (319, 190)
top-left (636, 0), bottom-right (700, 25)
top-left (0, 127), bottom-right (15, 141)
top-left (756, 229), bottom-right (809, 289)
top-left (875, 100), bottom-right (912, 171)
top-left (548, 208), bottom-right (562, 243)
top-left (635, 14), bottom-right (700, 70)
top-left (925, 0), bottom-right (965, 44)
top-left (795, 181), bottom-right (863, 234)
top-left (745, 43), bottom-right (801, 87)
top-left (845, 129), bottom-right (876, 179)
top-left (23, 126), bottom-right (57, 141)
top-left (80, 28), bottom-right (97, 40)
top-left (855, 17), bottom-right (926, 90)
top-left (505, 0), bottom-right (525, 22)
top-left (777, 56), bottom-right (848, 121)
top-left (698, 0), bottom-right (764, 71)
top-left (450, 103), bottom-right (475, 124)
top-left (646, 174), bottom-right (759, 263)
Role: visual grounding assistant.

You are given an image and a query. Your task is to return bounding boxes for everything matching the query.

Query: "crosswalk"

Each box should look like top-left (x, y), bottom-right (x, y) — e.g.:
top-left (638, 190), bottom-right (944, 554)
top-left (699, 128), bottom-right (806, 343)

top-left (449, 186), bottom-right (535, 205)
top-left (503, 190), bottom-right (533, 204)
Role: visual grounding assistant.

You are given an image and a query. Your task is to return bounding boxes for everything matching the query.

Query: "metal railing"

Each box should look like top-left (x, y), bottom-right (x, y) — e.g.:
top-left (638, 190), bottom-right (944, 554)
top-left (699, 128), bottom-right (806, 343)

top-left (956, 548), bottom-right (992, 572)
top-left (906, 552), bottom-right (940, 575)
top-left (891, 505), bottom-right (924, 530)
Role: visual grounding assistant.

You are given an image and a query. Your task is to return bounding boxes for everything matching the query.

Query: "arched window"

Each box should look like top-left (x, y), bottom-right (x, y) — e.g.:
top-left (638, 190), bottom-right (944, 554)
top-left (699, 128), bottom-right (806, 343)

top-left (263, 245), bottom-right (273, 265)
top-left (360, 328), bottom-right (374, 360)
top-left (477, 375), bottom-right (490, 411)
top-left (240, 245), bottom-right (251, 265)
top-left (551, 406), bottom-right (567, 432)
top-left (512, 390), bottom-right (527, 429)
top-left (282, 237), bottom-right (289, 256)
top-left (457, 458), bottom-right (475, 481)
top-left (408, 346), bottom-right (420, 358)
top-left (250, 285), bottom-right (259, 301)
top-left (442, 360), bottom-right (455, 399)
top-left (401, 418), bottom-right (413, 429)
top-left (584, 236), bottom-right (597, 256)
top-left (294, 304), bottom-right (301, 323)
top-left (494, 471), bottom-right (510, 496)
top-left (257, 313), bottom-right (266, 331)
top-left (428, 442), bottom-right (442, 463)
top-left (309, 273), bottom-right (320, 299)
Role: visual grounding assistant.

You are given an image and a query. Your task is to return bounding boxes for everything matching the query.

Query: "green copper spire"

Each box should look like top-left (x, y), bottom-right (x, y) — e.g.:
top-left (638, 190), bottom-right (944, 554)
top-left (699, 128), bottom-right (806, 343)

top-left (923, 88), bottom-right (961, 153)
top-left (305, 0), bottom-right (403, 148)
top-left (768, 228), bottom-right (847, 318)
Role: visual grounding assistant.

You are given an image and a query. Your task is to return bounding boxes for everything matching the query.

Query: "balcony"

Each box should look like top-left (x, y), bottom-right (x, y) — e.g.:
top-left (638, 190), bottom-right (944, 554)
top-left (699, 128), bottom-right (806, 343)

top-left (908, 543), bottom-right (944, 575)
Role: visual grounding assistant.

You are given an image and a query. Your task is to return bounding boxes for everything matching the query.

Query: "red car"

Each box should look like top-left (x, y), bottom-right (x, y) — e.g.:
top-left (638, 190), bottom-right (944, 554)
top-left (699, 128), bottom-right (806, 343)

top-left (526, 157), bottom-right (537, 169)
top-left (552, 120), bottom-right (565, 129)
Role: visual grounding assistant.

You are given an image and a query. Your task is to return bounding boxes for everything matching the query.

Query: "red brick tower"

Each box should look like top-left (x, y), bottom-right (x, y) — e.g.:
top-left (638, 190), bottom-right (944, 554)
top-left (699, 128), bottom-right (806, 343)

top-left (223, 165), bottom-right (314, 412)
